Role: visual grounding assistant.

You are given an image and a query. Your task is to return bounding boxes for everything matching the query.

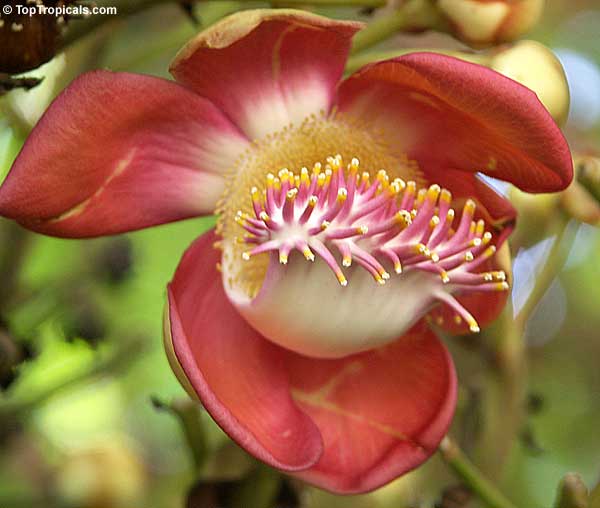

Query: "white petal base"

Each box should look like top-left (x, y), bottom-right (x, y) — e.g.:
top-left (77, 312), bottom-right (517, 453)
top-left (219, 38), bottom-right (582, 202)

top-left (225, 252), bottom-right (439, 359)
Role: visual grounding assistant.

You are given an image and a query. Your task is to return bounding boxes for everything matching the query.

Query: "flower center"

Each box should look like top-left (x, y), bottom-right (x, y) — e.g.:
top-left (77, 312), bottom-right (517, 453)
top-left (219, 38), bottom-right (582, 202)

top-left (236, 155), bottom-right (508, 335)
top-left (216, 116), bottom-right (508, 359)
top-left (217, 113), bottom-right (422, 299)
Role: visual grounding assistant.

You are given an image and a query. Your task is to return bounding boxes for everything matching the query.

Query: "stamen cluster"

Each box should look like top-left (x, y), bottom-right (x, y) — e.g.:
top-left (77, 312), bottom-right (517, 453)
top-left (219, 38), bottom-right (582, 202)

top-left (235, 155), bottom-right (508, 332)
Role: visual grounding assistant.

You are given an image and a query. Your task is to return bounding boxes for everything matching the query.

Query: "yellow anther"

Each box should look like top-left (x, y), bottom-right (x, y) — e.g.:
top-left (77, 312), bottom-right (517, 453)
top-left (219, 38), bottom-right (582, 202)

top-left (468, 319), bottom-right (481, 333)
top-left (476, 220), bottom-right (485, 237)
top-left (317, 173), bottom-right (326, 188)
top-left (242, 252), bottom-right (251, 261)
top-left (431, 252), bottom-right (440, 263)
top-left (374, 273), bottom-right (386, 285)
top-left (294, 175), bottom-right (300, 187)
top-left (496, 282), bottom-right (509, 291)
top-left (411, 209), bottom-right (418, 219)
top-left (303, 248), bottom-right (315, 262)
top-left (266, 173), bottom-right (275, 187)
top-left (356, 225), bottom-right (368, 234)
top-left (342, 255), bottom-right (352, 267)
top-left (361, 172), bottom-right (370, 186)
top-left (337, 273), bottom-right (348, 287)
top-left (379, 269), bottom-right (391, 280)
top-left (430, 216), bottom-right (440, 228)
top-left (321, 220), bottom-right (330, 230)
top-left (286, 188), bottom-right (298, 200)
top-left (394, 260), bottom-right (402, 274)
top-left (471, 237), bottom-right (482, 247)
top-left (446, 209), bottom-right (455, 221)
top-left (416, 188), bottom-right (427, 206)
top-left (349, 157), bottom-right (360, 173)
top-left (279, 252), bottom-right (288, 264)
top-left (482, 232), bottom-right (492, 244)
top-left (250, 186), bottom-right (260, 200)
top-left (464, 199), bottom-right (476, 215)
top-left (278, 168), bottom-right (289, 181)
top-left (312, 162), bottom-right (322, 175)
top-left (465, 251), bottom-right (474, 262)
top-left (274, 178), bottom-right (281, 191)
top-left (337, 188), bottom-right (348, 203)
top-left (483, 245), bottom-right (497, 258)
top-left (392, 177), bottom-right (406, 191)
top-left (441, 270), bottom-right (450, 283)
top-left (492, 271), bottom-right (506, 281)
top-left (395, 210), bottom-right (412, 227)
top-left (307, 195), bottom-right (318, 207)
top-left (469, 221), bottom-right (476, 234)
top-left (259, 211), bottom-right (270, 222)
top-left (333, 155), bottom-right (342, 171)
top-left (300, 169), bottom-right (310, 187)
top-left (427, 184), bottom-right (441, 202)
top-left (440, 189), bottom-right (452, 203)
top-left (388, 180), bottom-right (403, 195)
top-left (324, 169), bottom-right (332, 186)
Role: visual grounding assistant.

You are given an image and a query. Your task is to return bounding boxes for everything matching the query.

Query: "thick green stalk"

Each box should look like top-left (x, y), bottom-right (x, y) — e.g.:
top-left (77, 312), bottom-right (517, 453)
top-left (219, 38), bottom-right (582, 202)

top-left (515, 214), bottom-right (576, 330)
top-left (351, 0), bottom-right (443, 54)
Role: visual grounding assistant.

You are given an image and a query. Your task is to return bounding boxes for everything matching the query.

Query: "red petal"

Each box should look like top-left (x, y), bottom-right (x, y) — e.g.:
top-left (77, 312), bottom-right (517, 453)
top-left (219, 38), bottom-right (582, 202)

top-left (167, 229), bottom-right (323, 471)
top-left (288, 322), bottom-right (456, 493)
top-left (167, 230), bottom-right (456, 493)
top-left (432, 168), bottom-right (517, 231)
top-left (170, 10), bottom-right (362, 139)
top-left (0, 71), bottom-right (248, 237)
top-left (336, 53), bottom-right (573, 198)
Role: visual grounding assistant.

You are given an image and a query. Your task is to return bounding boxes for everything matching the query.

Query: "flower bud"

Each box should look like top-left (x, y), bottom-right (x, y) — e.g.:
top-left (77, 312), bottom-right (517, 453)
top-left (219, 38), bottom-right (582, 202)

top-left (437, 0), bottom-right (544, 47)
top-left (560, 156), bottom-right (600, 226)
top-left (509, 187), bottom-right (559, 249)
top-left (54, 438), bottom-right (147, 508)
top-left (489, 41), bottom-right (570, 125)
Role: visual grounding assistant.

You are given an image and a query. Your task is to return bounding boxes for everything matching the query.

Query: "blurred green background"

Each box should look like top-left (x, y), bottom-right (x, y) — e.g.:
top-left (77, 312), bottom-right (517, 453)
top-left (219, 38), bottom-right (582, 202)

top-left (1, 1), bottom-right (599, 507)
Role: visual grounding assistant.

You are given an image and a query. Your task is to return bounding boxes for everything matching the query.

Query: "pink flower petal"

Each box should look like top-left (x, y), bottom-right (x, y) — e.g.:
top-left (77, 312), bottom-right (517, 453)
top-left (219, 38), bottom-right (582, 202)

top-left (167, 229), bottom-right (456, 493)
top-left (0, 71), bottom-right (248, 237)
top-left (170, 10), bottom-right (362, 139)
top-left (166, 229), bottom-right (323, 471)
top-left (288, 321), bottom-right (457, 493)
top-left (336, 53), bottom-right (573, 201)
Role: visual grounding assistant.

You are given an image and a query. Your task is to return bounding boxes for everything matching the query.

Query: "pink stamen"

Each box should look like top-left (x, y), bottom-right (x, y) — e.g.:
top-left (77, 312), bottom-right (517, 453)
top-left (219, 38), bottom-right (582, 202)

top-left (237, 156), bottom-right (509, 333)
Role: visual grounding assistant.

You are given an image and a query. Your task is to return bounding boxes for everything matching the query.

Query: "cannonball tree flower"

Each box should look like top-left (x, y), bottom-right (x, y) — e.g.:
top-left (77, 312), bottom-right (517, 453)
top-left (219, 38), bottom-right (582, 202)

top-left (0, 9), bottom-right (572, 494)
